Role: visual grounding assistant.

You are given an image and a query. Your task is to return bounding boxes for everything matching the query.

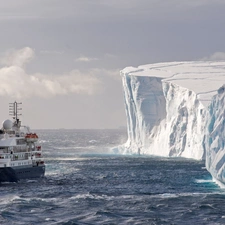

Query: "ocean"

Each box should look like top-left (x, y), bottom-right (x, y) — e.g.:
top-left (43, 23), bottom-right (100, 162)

top-left (0, 129), bottom-right (225, 225)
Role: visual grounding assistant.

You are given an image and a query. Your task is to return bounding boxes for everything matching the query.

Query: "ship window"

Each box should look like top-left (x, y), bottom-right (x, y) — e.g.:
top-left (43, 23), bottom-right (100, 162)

top-left (17, 139), bottom-right (26, 145)
top-left (0, 147), bottom-right (7, 153)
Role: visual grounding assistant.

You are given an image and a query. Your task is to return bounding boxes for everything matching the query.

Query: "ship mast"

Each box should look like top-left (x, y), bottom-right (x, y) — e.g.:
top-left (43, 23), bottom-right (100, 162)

top-left (9, 101), bottom-right (22, 128)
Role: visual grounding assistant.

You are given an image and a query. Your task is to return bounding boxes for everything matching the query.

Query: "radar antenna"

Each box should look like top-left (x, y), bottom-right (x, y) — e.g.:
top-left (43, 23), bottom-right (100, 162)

top-left (9, 101), bottom-right (22, 128)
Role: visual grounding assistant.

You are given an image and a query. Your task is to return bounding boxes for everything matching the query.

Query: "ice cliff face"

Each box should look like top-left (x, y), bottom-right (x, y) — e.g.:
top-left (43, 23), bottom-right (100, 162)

top-left (120, 61), bottom-right (225, 183)
top-left (205, 85), bottom-right (225, 184)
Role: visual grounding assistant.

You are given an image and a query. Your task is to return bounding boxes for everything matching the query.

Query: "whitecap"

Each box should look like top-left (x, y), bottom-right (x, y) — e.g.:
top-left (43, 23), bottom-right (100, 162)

top-left (70, 193), bottom-right (114, 201)
top-left (0, 195), bottom-right (21, 205)
top-left (26, 179), bottom-right (38, 183)
top-left (195, 179), bottom-right (214, 183)
top-left (159, 193), bottom-right (178, 198)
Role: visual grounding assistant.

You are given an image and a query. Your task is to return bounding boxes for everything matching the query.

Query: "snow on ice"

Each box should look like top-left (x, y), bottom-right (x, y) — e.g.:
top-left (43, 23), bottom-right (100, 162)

top-left (119, 61), bottom-right (225, 185)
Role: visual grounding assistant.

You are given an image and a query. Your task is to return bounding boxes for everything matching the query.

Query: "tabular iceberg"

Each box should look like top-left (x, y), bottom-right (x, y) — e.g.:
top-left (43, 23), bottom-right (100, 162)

top-left (119, 61), bottom-right (225, 184)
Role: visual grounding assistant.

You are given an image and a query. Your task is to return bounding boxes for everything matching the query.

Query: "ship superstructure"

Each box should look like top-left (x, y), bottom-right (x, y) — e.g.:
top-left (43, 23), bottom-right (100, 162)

top-left (0, 102), bottom-right (45, 182)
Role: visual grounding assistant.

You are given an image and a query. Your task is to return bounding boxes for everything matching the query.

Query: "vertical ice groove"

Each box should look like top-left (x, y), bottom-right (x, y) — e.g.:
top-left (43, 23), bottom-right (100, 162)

top-left (121, 72), bottom-right (166, 154)
top-left (162, 82), bottom-right (206, 159)
top-left (120, 73), bottom-right (206, 160)
top-left (205, 84), bottom-right (225, 183)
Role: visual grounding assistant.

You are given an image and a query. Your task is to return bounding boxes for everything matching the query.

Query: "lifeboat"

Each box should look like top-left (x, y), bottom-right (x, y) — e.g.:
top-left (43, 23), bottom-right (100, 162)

top-left (25, 133), bottom-right (38, 142)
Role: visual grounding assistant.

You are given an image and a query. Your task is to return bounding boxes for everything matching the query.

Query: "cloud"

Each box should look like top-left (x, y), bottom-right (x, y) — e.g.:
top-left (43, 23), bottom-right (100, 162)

top-left (0, 47), bottom-right (102, 98)
top-left (0, 47), bottom-right (34, 67)
top-left (201, 52), bottom-right (225, 61)
top-left (90, 68), bottom-right (121, 81)
top-left (75, 56), bottom-right (98, 62)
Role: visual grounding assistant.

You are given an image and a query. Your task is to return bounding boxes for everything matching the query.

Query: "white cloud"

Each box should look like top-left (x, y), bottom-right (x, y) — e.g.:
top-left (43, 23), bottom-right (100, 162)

top-left (0, 47), bottom-right (102, 98)
top-left (90, 68), bottom-right (121, 81)
top-left (75, 56), bottom-right (98, 62)
top-left (201, 52), bottom-right (225, 61)
top-left (0, 47), bottom-right (34, 67)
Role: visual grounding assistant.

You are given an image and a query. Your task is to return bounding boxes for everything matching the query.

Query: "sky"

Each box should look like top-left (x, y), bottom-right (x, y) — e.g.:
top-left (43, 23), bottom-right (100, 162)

top-left (0, 0), bottom-right (225, 129)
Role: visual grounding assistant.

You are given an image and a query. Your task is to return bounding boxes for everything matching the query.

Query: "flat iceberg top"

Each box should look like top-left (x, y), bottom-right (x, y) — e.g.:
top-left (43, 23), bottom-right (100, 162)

top-left (122, 61), bottom-right (225, 106)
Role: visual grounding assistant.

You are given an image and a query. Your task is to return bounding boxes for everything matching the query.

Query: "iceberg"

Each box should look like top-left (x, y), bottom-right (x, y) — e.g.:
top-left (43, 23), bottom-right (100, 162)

top-left (205, 84), bottom-right (225, 184)
top-left (120, 61), bottom-right (225, 184)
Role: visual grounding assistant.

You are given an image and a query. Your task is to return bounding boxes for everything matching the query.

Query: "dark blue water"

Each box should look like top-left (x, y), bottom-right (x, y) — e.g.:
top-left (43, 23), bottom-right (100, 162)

top-left (0, 129), bottom-right (225, 225)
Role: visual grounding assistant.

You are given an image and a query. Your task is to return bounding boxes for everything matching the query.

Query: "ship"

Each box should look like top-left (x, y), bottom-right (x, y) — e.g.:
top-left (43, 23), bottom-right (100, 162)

top-left (0, 101), bottom-right (45, 182)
